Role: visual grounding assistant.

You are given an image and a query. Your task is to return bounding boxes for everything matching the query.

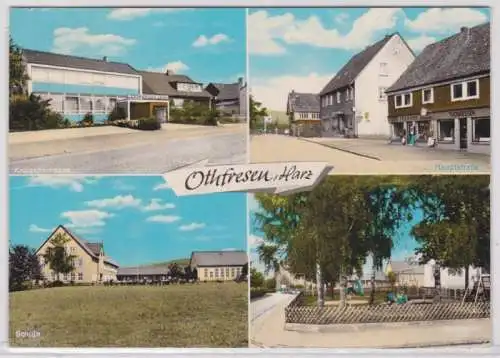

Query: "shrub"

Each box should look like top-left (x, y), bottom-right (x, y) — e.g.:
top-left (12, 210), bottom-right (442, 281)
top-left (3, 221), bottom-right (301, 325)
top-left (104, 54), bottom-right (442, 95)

top-left (47, 280), bottom-right (65, 288)
top-left (80, 112), bottom-right (94, 127)
top-left (9, 94), bottom-right (68, 131)
top-left (250, 287), bottom-right (269, 299)
top-left (138, 117), bottom-right (161, 131)
top-left (108, 106), bottom-right (126, 122)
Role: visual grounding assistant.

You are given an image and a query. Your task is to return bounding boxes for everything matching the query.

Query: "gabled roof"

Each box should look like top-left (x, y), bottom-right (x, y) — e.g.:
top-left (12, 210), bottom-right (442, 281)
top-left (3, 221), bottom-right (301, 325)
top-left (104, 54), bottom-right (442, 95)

top-left (117, 265), bottom-right (170, 276)
top-left (36, 225), bottom-right (119, 268)
top-left (140, 71), bottom-right (212, 98)
top-left (390, 260), bottom-right (425, 274)
top-left (206, 82), bottom-right (240, 101)
top-left (190, 250), bottom-right (247, 267)
top-left (287, 91), bottom-right (320, 113)
top-left (387, 22), bottom-right (490, 93)
top-left (22, 49), bottom-right (139, 76)
top-left (320, 34), bottom-right (396, 95)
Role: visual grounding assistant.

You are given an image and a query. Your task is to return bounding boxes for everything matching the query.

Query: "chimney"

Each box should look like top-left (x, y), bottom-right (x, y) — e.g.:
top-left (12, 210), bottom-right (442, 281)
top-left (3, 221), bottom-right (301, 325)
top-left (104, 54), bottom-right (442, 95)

top-left (238, 77), bottom-right (243, 88)
top-left (165, 69), bottom-right (174, 75)
top-left (102, 56), bottom-right (107, 62)
top-left (460, 26), bottom-right (468, 33)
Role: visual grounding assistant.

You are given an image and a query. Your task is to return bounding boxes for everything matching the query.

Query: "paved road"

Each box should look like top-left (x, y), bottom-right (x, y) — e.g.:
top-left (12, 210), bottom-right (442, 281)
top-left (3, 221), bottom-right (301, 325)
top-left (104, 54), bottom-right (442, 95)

top-left (250, 134), bottom-right (490, 175)
top-left (250, 293), bottom-right (491, 348)
top-left (10, 127), bottom-right (246, 174)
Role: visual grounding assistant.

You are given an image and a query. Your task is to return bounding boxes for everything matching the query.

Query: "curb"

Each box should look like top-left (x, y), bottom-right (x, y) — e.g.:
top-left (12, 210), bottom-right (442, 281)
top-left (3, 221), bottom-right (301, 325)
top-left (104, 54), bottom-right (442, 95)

top-left (298, 138), bottom-right (381, 161)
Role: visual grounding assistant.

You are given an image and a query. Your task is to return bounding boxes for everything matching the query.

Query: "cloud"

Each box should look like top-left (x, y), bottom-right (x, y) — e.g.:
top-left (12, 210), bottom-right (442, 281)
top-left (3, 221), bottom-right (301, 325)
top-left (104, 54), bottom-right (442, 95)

top-left (179, 222), bottom-right (206, 231)
top-left (61, 210), bottom-right (114, 228)
top-left (29, 224), bottom-right (51, 233)
top-left (52, 27), bottom-right (136, 56)
top-left (146, 215), bottom-right (181, 223)
top-left (85, 195), bottom-right (142, 209)
top-left (406, 35), bottom-right (437, 52)
top-left (404, 8), bottom-right (488, 34)
top-left (335, 13), bottom-right (350, 24)
top-left (107, 8), bottom-right (189, 21)
top-left (248, 234), bottom-right (264, 248)
top-left (142, 199), bottom-right (175, 212)
top-left (251, 72), bottom-right (333, 111)
top-left (26, 176), bottom-right (96, 192)
top-left (153, 181), bottom-right (171, 191)
top-left (249, 8), bottom-right (403, 54)
top-left (192, 33), bottom-right (231, 47)
top-left (146, 61), bottom-right (189, 74)
top-left (112, 180), bottom-right (135, 191)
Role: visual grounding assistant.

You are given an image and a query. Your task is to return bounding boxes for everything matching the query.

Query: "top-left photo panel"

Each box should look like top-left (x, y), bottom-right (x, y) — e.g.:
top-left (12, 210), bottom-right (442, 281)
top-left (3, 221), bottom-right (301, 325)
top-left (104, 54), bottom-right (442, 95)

top-left (8, 7), bottom-right (247, 174)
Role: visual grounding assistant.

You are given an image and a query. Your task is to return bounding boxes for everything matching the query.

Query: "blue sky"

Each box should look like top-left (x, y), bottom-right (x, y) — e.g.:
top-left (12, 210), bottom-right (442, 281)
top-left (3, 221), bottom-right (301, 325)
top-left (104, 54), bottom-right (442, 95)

top-left (248, 7), bottom-right (490, 110)
top-left (10, 7), bottom-right (246, 83)
top-left (248, 194), bottom-right (422, 276)
top-left (9, 176), bottom-right (247, 267)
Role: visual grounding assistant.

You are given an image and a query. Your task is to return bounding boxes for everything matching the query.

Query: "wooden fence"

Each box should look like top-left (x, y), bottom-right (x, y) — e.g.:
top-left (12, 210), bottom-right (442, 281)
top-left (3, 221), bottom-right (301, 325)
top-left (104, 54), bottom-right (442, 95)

top-left (285, 293), bottom-right (490, 325)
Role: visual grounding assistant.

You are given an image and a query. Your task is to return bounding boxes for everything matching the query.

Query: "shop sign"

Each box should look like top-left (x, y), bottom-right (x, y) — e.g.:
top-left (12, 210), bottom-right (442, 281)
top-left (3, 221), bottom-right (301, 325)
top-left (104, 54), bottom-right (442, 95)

top-left (448, 109), bottom-right (476, 118)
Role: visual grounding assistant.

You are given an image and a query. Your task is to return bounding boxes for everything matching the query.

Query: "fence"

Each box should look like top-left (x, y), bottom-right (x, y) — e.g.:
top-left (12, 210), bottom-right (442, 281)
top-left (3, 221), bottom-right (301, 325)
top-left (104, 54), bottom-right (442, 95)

top-left (285, 292), bottom-right (490, 325)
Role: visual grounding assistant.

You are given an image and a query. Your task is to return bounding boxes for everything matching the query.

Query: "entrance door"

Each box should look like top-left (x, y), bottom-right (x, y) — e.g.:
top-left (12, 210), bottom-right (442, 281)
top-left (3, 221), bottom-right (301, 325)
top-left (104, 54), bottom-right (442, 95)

top-left (459, 118), bottom-right (468, 149)
top-left (155, 107), bottom-right (167, 123)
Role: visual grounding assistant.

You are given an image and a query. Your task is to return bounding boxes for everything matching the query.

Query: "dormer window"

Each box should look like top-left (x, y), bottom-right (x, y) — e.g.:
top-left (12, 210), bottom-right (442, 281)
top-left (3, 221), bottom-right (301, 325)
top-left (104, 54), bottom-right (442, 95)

top-left (177, 83), bottom-right (202, 92)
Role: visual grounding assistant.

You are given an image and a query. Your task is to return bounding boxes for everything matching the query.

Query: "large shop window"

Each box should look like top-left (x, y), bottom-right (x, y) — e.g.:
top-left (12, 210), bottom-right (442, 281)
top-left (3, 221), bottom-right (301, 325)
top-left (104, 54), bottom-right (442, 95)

top-left (473, 118), bottom-right (490, 143)
top-left (80, 97), bottom-right (93, 112)
top-left (438, 120), bottom-right (455, 142)
top-left (393, 122), bottom-right (404, 136)
top-left (64, 96), bottom-right (79, 113)
top-left (94, 98), bottom-right (106, 113)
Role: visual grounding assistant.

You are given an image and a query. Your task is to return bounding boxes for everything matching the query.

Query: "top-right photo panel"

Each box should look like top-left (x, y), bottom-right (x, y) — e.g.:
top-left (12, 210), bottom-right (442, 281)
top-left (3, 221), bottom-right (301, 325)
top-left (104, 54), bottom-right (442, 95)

top-left (248, 8), bottom-right (491, 175)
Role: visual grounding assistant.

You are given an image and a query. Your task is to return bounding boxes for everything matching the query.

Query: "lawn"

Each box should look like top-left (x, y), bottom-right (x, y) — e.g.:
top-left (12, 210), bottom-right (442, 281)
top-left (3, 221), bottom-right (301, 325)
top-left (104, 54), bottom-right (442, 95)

top-left (10, 282), bottom-right (248, 348)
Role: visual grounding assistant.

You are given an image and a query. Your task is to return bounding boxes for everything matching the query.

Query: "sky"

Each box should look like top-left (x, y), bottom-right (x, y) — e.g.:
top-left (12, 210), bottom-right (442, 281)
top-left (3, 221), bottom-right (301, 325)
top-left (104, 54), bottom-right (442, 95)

top-left (248, 7), bottom-right (490, 111)
top-left (248, 193), bottom-right (423, 277)
top-left (9, 176), bottom-right (247, 267)
top-left (10, 7), bottom-right (246, 84)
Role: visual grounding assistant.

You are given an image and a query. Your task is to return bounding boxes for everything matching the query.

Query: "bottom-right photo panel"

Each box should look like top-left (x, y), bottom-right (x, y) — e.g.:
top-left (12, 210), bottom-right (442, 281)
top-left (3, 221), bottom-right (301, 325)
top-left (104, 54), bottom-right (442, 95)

top-left (249, 175), bottom-right (490, 348)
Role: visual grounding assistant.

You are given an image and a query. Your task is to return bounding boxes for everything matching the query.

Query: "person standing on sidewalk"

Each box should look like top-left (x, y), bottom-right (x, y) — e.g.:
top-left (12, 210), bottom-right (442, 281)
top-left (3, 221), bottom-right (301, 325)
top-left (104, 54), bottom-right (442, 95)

top-left (409, 124), bottom-right (416, 146)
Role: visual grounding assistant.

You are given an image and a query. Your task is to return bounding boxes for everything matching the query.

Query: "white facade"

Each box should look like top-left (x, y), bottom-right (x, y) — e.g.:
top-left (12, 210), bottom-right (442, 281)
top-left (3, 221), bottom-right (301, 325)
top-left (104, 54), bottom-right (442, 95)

top-left (354, 34), bottom-right (415, 137)
top-left (423, 260), bottom-right (481, 289)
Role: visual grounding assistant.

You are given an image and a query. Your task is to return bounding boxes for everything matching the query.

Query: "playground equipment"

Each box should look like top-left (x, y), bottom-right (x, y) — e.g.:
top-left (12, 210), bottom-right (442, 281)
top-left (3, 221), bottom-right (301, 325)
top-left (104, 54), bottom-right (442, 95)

top-left (462, 273), bottom-right (490, 304)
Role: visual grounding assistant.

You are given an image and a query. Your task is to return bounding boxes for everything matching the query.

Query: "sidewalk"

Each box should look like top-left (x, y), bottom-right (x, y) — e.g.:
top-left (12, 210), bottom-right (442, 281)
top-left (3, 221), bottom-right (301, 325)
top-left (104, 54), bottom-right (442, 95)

top-left (251, 299), bottom-right (491, 348)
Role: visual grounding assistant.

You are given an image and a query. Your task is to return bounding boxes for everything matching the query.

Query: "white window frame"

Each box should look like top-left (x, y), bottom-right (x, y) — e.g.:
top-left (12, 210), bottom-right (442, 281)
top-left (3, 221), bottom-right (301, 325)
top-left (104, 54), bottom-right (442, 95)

top-left (336, 92), bottom-right (341, 103)
top-left (379, 62), bottom-right (388, 76)
top-left (378, 87), bottom-right (388, 101)
top-left (450, 79), bottom-right (480, 102)
top-left (421, 88), bottom-right (434, 104)
top-left (394, 93), bottom-right (413, 109)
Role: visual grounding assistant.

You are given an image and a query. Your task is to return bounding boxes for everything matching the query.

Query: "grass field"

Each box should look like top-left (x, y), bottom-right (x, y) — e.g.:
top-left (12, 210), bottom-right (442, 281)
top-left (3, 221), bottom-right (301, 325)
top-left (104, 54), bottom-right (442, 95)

top-left (10, 282), bottom-right (248, 348)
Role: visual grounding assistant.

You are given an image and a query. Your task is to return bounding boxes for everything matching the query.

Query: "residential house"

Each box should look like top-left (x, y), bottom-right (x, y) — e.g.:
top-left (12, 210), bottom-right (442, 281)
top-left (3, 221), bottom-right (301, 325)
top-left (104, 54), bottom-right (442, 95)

top-left (140, 70), bottom-right (212, 113)
top-left (189, 250), bottom-right (248, 282)
top-left (388, 260), bottom-right (484, 289)
top-left (286, 90), bottom-right (321, 137)
top-left (319, 33), bottom-right (415, 138)
top-left (22, 49), bottom-right (142, 123)
top-left (205, 77), bottom-right (247, 120)
top-left (385, 23), bottom-right (490, 154)
top-left (36, 225), bottom-right (119, 283)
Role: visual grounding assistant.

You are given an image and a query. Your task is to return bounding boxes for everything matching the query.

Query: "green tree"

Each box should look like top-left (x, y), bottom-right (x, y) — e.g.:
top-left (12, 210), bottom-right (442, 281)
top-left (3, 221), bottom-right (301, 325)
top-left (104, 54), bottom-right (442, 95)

top-left (409, 175), bottom-right (490, 292)
top-left (250, 267), bottom-right (265, 288)
top-left (42, 233), bottom-right (76, 282)
top-left (9, 244), bottom-right (42, 291)
top-left (249, 95), bottom-right (268, 130)
top-left (9, 37), bottom-right (29, 96)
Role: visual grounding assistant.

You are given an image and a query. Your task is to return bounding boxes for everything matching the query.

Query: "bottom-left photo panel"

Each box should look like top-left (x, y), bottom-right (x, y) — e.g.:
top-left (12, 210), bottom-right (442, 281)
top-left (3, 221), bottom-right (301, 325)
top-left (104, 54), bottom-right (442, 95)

top-left (8, 175), bottom-right (249, 348)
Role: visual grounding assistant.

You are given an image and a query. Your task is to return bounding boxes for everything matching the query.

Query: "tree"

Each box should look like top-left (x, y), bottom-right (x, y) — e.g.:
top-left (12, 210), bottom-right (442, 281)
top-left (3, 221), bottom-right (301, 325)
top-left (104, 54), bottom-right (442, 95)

top-left (9, 244), bottom-right (42, 291)
top-left (249, 95), bottom-right (268, 130)
top-left (42, 233), bottom-right (76, 282)
top-left (9, 37), bottom-right (29, 96)
top-left (241, 262), bottom-right (248, 277)
top-left (250, 267), bottom-right (265, 288)
top-left (168, 263), bottom-right (182, 279)
top-left (387, 271), bottom-right (397, 292)
top-left (409, 175), bottom-right (490, 293)
top-left (192, 268), bottom-right (198, 281)
top-left (184, 266), bottom-right (193, 280)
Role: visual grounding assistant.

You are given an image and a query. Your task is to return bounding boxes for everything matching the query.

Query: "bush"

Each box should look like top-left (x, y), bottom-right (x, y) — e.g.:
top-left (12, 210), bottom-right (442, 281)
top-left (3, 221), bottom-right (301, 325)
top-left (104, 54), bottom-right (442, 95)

top-left (264, 278), bottom-right (277, 291)
top-left (138, 117), bottom-right (161, 131)
top-left (108, 106), bottom-right (126, 122)
top-left (10, 94), bottom-right (69, 131)
top-left (47, 280), bottom-right (65, 288)
top-left (250, 287), bottom-right (269, 299)
top-left (80, 112), bottom-right (94, 127)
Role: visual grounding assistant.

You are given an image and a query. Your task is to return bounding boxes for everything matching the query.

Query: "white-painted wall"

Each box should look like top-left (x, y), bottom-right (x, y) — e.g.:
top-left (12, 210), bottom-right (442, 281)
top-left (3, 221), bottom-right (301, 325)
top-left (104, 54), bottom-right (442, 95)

top-left (354, 34), bottom-right (415, 137)
top-left (30, 65), bottom-right (141, 90)
top-left (423, 260), bottom-right (480, 289)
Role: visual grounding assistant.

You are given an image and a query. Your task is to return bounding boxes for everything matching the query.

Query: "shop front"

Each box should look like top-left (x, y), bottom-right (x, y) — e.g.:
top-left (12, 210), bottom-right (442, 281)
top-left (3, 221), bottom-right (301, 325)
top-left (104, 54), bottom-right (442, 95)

top-left (388, 107), bottom-right (490, 153)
